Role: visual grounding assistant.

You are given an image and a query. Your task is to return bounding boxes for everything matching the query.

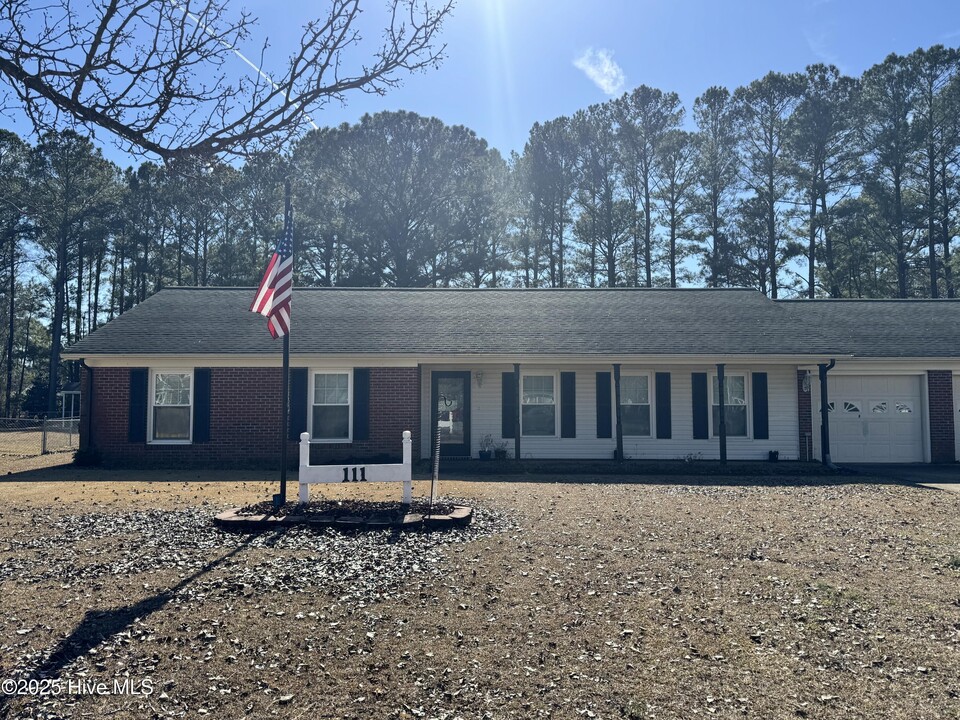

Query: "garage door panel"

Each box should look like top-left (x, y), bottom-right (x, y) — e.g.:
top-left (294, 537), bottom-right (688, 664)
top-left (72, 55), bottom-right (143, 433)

top-left (823, 375), bottom-right (923, 463)
top-left (866, 421), bottom-right (892, 440)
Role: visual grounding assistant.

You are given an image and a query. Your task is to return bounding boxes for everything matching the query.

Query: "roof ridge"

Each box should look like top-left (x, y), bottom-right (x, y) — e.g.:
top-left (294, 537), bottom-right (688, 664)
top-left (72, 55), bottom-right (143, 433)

top-left (777, 298), bottom-right (960, 303)
top-left (160, 286), bottom-right (764, 292)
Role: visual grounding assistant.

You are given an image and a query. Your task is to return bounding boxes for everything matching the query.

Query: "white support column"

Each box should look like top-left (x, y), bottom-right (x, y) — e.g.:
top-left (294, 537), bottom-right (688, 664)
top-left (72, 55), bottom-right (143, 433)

top-left (299, 432), bottom-right (311, 503)
top-left (402, 430), bottom-right (412, 505)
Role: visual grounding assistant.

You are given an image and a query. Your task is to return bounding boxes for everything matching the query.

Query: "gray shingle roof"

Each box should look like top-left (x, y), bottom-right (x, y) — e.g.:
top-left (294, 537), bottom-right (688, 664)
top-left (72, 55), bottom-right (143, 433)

top-left (64, 287), bottom-right (960, 359)
top-left (779, 299), bottom-right (960, 358)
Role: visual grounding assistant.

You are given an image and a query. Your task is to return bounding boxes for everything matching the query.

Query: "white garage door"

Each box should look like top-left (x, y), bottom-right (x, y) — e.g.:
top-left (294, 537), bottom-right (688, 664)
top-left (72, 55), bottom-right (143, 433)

top-left (821, 375), bottom-right (924, 463)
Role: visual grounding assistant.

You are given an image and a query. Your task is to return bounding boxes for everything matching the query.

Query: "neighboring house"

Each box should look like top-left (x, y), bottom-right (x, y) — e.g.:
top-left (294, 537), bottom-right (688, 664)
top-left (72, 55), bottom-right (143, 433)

top-left (64, 287), bottom-right (960, 466)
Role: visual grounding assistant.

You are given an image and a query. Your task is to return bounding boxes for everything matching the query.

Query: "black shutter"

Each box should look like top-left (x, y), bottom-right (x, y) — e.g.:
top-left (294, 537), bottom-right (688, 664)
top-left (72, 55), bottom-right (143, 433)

top-left (501, 371), bottom-right (516, 438)
top-left (289, 368), bottom-right (308, 441)
top-left (752, 372), bottom-right (769, 440)
top-left (596, 371), bottom-right (612, 439)
top-left (692, 372), bottom-right (709, 440)
top-left (193, 368), bottom-right (211, 443)
top-left (128, 368), bottom-right (148, 443)
top-left (353, 368), bottom-right (370, 442)
top-left (655, 372), bottom-right (672, 439)
top-left (560, 372), bottom-right (576, 438)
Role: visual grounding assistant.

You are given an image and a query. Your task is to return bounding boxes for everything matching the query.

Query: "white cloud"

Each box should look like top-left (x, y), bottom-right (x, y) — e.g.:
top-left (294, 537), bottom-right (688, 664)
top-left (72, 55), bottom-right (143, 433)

top-left (573, 47), bottom-right (625, 96)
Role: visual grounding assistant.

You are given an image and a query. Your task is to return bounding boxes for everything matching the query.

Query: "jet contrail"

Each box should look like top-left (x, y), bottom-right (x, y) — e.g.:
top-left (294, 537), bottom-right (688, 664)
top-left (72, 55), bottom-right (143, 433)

top-left (173, 1), bottom-right (320, 131)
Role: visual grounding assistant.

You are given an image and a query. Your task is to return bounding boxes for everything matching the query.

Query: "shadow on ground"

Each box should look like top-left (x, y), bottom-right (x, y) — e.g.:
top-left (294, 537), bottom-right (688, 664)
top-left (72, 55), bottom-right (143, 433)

top-left (0, 530), bottom-right (281, 716)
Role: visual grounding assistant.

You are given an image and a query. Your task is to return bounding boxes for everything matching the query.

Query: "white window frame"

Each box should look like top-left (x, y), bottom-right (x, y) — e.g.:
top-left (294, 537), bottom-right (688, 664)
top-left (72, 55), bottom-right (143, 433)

top-left (520, 371), bottom-right (559, 438)
top-left (709, 372), bottom-right (750, 438)
top-left (619, 372), bottom-right (654, 437)
top-left (148, 368), bottom-right (193, 444)
top-left (309, 369), bottom-right (353, 443)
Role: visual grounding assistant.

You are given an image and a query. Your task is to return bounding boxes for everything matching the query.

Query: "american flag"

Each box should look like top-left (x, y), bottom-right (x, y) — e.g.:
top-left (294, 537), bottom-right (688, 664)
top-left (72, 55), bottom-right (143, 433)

top-left (251, 205), bottom-right (293, 338)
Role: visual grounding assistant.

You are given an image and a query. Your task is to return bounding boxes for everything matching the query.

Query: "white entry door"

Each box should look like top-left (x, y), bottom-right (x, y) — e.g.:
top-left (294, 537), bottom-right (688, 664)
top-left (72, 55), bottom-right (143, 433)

top-left (822, 375), bottom-right (924, 463)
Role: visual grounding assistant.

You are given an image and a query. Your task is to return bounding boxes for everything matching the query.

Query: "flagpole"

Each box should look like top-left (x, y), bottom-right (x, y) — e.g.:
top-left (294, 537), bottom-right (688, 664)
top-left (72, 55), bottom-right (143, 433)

top-left (279, 331), bottom-right (289, 505)
top-left (276, 178), bottom-right (292, 509)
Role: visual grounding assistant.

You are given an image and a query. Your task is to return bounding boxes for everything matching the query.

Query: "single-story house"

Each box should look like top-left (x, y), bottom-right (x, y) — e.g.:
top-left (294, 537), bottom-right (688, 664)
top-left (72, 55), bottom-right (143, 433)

top-left (63, 287), bottom-right (960, 466)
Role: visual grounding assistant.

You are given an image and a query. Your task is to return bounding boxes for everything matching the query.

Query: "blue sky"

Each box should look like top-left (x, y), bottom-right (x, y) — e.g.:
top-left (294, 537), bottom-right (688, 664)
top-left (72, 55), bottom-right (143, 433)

top-left (239, 0), bottom-right (960, 157)
top-left (5, 0), bottom-right (960, 164)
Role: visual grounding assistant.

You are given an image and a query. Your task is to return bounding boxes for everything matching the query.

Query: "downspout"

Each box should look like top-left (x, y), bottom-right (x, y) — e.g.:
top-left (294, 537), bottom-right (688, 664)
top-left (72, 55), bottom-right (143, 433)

top-left (80, 358), bottom-right (94, 453)
top-left (717, 363), bottom-right (727, 465)
top-left (613, 363), bottom-right (623, 461)
top-left (818, 359), bottom-right (837, 469)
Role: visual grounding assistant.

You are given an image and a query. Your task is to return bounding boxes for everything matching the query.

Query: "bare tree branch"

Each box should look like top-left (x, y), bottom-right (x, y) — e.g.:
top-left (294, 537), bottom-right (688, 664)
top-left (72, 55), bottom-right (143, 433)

top-left (0, 0), bottom-right (452, 160)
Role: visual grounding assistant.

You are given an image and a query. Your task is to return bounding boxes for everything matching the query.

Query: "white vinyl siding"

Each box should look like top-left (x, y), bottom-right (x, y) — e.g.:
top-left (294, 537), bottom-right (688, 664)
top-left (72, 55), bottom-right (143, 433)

top-left (421, 364), bottom-right (799, 460)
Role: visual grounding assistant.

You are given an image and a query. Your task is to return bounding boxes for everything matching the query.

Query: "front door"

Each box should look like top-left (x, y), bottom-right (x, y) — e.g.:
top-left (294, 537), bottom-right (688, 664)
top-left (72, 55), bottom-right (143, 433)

top-left (431, 371), bottom-right (471, 457)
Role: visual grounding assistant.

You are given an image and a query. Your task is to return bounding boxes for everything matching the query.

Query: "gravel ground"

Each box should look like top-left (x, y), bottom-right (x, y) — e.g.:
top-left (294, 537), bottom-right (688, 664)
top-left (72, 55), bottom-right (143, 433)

top-left (0, 471), bottom-right (958, 720)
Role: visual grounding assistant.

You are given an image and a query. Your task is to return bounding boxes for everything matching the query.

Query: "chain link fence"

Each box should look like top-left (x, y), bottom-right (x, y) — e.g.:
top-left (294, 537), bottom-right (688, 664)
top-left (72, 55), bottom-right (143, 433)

top-left (0, 418), bottom-right (80, 457)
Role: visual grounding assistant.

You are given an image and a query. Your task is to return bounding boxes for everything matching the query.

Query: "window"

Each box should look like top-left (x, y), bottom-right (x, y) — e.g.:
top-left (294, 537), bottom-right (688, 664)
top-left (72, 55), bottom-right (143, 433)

top-left (521, 374), bottom-right (556, 436)
top-left (712, 374), bottom-right (747, 437)
top-left (151, 371), bottom-right (191, 442)
top-left (312, 372), bottom-right (351, 441)
top-left (620, 375), bottom-right (651, 436)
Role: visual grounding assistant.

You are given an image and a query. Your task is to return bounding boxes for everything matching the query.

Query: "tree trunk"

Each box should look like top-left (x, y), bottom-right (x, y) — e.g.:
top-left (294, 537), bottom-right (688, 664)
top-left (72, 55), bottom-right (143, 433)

top-left (46, 234), bottom-right (68, 414)
top-left (941, 160), bottom-right (954, 298)
top-left (928, 143), bottom-right (938, 298)
top-left (643, 177), bottom-right (652, 287)
top-left (669, 209), bottom-right (677, 288)
top-left (807, 191), bottom-right (817, 299)
top-left (5, 228), bottom-right (14, 416)
top-left (16, 309), bottom-right (31, 411)
top-left (75, 232), bottom-right (84, 341)
top-left (92, 247), bottom-right (103, 331)
top-left (894, 171), bottom-right (908, 298)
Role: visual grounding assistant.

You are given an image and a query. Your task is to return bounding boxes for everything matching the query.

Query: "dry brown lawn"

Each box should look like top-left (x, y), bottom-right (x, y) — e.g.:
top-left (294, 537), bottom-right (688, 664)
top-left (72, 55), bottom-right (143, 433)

top-left (0, 461), bottom-right (958, 720)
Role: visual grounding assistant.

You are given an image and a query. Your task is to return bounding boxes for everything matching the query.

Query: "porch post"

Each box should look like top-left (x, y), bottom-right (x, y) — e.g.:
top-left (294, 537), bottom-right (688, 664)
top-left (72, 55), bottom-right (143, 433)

top-left (717, 363), bottom-right (727, 465)
top-left (613, 363), bottom-right (624, 461)
top-left (818, 360), bottom-right (836, 465)
top-left (513, 363), bottom-right (521, 460)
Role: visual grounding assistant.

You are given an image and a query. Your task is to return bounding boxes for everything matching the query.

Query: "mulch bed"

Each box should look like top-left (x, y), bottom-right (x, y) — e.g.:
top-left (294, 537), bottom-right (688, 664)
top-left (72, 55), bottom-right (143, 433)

top-left (238, 497), bottom-right (460, 518)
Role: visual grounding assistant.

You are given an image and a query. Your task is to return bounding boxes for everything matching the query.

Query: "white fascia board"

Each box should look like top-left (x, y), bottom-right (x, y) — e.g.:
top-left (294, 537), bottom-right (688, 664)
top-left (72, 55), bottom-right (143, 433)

top-left (76, 352), bottom-right (843, 368)
top-left (80, 354), bottom-right (420, 368)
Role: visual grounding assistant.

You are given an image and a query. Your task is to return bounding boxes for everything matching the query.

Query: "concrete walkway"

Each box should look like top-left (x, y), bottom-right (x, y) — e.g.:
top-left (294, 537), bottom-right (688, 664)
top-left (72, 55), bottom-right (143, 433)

top-left (846, 464), bottom-right (960, 493)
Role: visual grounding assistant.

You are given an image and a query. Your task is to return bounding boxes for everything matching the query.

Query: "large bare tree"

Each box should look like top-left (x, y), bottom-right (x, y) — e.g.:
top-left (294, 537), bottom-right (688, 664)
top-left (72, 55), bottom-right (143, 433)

top-left (0, 0), bottom-right (451, 160)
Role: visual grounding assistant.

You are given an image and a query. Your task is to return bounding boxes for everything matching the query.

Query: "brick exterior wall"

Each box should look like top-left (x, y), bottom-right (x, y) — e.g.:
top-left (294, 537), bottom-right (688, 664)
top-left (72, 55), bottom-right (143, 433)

top-left (927, 370), bottom-right (955, 463)
top-left (82, 366), bottom-right (420, 467)
top-left (797, 369), bottom-right (813, 461)
top-left (308, 367), bottom-right (421, 464)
